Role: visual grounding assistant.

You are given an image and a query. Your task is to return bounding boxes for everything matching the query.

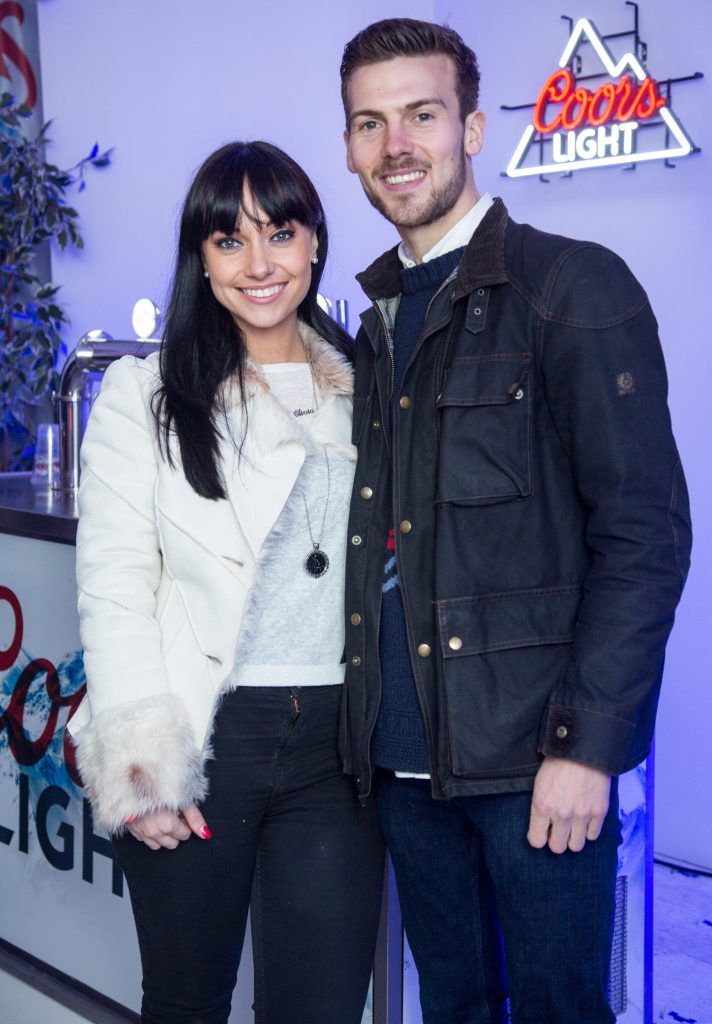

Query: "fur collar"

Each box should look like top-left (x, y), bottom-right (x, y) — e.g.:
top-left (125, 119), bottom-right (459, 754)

top-left (241, 321), bottom-right (353, 398)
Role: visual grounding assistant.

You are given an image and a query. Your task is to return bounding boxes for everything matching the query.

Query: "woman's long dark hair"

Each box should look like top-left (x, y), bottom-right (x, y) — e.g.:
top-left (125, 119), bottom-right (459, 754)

top-left (153, 140), bottom-right (352, 500)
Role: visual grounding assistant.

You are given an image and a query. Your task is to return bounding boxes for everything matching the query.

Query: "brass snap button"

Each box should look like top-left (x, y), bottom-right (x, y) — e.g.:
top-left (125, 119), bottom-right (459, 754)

top-left (417, 643), bottom-right (431, 658)
top-left (351, 535), bottom-right (363, 546)
top-left (399, 520), bottom-right (412, 534)
top-left (556, 725), bottom-right (568, 739)
top-left (360, 486), bottom-right (373, 500)
top-left (399, 396), bottom-right (412, 410)
top-left (351, 656), bottom-right (362, 666)
top-left (351, 613), bottom-right (362, 626)
top-left (448, 636), bottom-right (463, 651)
top-left (372, 420), bottom-right (381, 429)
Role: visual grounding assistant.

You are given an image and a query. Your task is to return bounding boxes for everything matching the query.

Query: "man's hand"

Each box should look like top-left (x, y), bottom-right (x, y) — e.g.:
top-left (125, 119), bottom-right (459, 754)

top-left (126, 804), bottom-right (212, 851)
top-left (527, 757), bottom-right (611, 854)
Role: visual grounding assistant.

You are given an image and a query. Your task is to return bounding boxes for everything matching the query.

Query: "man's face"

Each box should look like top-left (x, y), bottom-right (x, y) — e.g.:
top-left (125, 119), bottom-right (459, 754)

top-left (344, 54), bottom-right (483, 230)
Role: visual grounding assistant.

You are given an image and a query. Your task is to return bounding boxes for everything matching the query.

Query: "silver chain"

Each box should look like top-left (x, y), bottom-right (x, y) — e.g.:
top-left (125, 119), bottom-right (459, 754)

top-left (302, 345), bottom-right (330, 549)
top-left (303, 446), bottom-right (331, 550)
top-left (306, 349), bottom-right (318, 415)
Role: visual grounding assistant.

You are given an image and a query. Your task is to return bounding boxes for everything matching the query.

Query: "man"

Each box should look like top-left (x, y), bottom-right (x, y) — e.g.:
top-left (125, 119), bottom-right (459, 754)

top-left (339, 17), bottom-right (691, 1024)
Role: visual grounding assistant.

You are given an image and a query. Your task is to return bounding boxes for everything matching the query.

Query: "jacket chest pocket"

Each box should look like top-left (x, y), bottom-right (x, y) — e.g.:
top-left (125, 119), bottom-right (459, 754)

top-left (436, 353), bottom-right (532, 506)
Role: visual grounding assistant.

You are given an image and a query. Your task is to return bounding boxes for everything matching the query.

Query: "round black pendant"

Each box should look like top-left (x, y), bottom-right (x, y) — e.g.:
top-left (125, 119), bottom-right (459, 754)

top-left (304, 548), bottom-right (330, 578)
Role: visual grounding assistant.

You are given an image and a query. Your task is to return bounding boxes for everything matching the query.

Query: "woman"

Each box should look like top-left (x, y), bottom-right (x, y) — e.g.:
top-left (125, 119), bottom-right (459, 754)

top-left (68, 141), bottom-right (385, 1024)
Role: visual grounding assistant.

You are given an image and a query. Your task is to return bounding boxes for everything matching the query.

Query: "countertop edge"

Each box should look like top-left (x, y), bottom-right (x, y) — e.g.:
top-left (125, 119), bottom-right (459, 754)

top-left (0, 507), bottom-right (77, 546)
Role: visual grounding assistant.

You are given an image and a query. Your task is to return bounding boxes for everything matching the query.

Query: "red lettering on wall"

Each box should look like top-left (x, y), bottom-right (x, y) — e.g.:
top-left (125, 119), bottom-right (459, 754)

top-left (0, 585), bottom-right (22, 670)
top-left (0, 2), bottom-right (38, 110)
top-left (0, 586), bottom-right (85, 786)
top-left (533, 68), bottom-right (666, 134)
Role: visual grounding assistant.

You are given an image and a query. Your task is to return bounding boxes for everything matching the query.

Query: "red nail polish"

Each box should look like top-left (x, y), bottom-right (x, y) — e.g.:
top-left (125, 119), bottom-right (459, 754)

top-left (201, 825), bottom-right (212, 839)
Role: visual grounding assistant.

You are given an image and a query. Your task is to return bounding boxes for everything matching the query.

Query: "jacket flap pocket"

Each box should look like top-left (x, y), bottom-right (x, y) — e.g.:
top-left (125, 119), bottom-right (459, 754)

top-left (437, 585), bottom-right (581, 657)
top-left (437, 353), bottom-right (530, 407)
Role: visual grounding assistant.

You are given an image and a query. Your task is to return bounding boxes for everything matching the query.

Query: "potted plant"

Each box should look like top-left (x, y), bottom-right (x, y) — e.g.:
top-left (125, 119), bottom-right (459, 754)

top-left (0, 93), bottom-right (111, 470)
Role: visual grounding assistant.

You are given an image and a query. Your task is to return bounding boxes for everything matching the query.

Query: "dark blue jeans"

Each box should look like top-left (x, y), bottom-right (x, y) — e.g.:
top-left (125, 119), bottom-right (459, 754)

top-left (374, 770), bottom-right (621, 1024)
top-left (113, 686), bottom-right (385, 1024)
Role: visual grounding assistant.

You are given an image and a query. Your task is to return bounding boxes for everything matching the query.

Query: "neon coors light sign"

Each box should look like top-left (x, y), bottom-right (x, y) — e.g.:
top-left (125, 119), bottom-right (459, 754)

top-left (504, 5), bottom-right (701, 177)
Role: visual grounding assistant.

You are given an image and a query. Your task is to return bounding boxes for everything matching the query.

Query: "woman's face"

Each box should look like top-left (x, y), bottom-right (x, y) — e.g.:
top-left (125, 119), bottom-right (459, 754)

top-left (201, 189), bottom-right (317, 339)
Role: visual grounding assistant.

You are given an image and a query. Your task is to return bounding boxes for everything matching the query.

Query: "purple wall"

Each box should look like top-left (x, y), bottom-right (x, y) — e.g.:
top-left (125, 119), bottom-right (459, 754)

top-left (37, 0), bottom-right (711, 868)
top-left (435, 0), bottom-right (710, 870)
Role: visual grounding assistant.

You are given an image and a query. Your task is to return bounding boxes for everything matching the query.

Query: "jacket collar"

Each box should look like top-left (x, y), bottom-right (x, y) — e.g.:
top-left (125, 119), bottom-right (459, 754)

top-left (356, 196), bottom-right (510, 302)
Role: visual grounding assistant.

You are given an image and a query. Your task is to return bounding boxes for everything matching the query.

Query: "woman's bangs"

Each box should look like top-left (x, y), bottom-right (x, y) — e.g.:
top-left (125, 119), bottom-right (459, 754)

top-left (200, 164), bottom-right (248, 239)
top-left (246, 158), bottom-right (317, 230)
top-left (193, 142), bottom-right (321, 241)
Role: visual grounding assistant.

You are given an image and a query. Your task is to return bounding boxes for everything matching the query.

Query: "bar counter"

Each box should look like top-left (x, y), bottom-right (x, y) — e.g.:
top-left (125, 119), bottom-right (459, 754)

top-left (0, 472), bottom-right (78, 545)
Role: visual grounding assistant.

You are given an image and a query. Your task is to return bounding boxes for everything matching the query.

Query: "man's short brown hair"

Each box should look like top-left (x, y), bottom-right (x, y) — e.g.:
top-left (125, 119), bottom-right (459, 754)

top-left (340, 18), bottom-right (480, 127)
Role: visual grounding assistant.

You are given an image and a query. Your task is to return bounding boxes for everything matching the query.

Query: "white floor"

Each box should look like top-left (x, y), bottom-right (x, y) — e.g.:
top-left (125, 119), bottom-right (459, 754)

top-left (2, 863), bottom-right (711, 1024)
top-left (654, 863), bottom-right (712, 1023)
top-left (0, 969), bottom-right (92, 1024)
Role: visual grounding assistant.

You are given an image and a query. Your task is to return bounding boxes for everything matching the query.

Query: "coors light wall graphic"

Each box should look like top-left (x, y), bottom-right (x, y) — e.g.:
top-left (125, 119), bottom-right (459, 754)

top-left (503, 10), bottom-right (701, 177)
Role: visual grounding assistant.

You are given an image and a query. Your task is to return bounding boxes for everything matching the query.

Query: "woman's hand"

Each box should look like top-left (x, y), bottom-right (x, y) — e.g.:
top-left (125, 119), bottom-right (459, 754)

top-left (126, 804), bottom-right (212, 850)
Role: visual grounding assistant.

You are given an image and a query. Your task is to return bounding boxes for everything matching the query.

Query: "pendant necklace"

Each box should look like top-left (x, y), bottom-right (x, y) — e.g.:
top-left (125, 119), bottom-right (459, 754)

top-left (303, 446), bottom-right (331, 578)
top-left (302, 346), bottom-right (331, 578)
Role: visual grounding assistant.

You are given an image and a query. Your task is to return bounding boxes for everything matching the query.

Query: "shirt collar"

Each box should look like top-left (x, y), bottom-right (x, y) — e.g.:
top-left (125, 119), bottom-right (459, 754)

top-left (397, 193), bottom-right (494, 269)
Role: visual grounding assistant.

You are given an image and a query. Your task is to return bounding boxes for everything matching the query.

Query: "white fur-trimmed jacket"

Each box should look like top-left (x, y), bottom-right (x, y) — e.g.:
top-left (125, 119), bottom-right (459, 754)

top-left (68, 325), bottom-right (354, 834)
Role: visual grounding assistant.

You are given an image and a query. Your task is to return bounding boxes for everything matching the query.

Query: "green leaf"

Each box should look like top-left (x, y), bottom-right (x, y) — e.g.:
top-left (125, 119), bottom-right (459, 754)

top-left (91, 150), bottom-right (113, 168)
top-left (0, 99), bottom-right (113, 441)
top-left (36, 284), bottom-right (60, 299)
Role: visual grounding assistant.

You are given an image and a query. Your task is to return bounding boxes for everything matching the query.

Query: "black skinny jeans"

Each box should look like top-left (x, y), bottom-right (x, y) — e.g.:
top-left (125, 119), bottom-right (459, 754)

top-left (113, 685), bottom-right (385, 1024)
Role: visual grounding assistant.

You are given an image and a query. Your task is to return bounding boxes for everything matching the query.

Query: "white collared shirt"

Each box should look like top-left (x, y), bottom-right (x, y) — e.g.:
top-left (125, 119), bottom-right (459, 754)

top-left (397, 193), bottom-right (494, 269)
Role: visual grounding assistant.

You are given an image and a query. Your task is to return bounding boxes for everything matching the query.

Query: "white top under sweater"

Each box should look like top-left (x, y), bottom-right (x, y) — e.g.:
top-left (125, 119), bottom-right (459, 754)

top-left (226, 362), bottom-right (354, 687)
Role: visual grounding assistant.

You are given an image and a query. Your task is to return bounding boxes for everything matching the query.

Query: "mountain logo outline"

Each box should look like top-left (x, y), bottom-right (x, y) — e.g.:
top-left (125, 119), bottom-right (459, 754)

top-left (505, 17), bottom-right (697, 177)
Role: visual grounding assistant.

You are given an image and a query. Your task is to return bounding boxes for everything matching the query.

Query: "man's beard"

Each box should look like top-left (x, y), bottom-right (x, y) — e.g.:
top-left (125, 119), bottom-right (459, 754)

top-left (363, 150), bottom-right (467, 229)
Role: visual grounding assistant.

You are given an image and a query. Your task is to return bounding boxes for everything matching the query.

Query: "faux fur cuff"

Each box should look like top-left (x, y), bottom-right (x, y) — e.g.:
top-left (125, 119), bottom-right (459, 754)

top-left (75, 694), bottom-right (209, 835)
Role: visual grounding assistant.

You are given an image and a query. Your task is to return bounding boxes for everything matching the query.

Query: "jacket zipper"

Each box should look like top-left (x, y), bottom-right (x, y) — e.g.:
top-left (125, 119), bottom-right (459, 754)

top-left (374, 301), bottom-right (395, 403)
top-left (290, 693), bottom-right (301, 718)
top-left (376, 278), bottom-right (452, 405)
top-left (423, 276), bottom-right (454, 329)
top-left (404, 274), bottom-right (458, 780)
top-left (364, 275), bottom-right (457, 788)
top-left (391, 392), bottom-right (440, 784)
top-left (394, 274), bottom-right (458, 404)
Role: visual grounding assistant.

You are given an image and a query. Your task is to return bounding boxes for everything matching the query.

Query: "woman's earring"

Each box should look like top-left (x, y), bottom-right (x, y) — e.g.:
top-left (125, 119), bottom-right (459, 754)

top-left (311, 257), bottom-right (318, 265)
top-left (203, 269), bottom-right (209, 278)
